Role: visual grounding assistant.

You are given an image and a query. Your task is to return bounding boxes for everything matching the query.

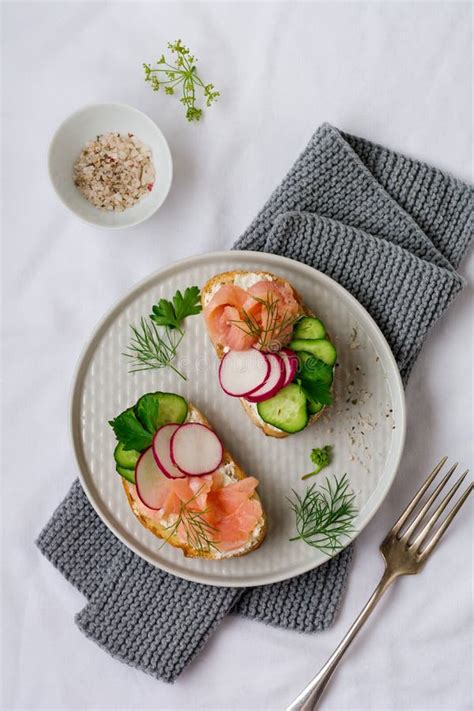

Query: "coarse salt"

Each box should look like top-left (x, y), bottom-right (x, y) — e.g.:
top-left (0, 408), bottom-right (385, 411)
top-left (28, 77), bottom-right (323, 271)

top-left (73, 132), bottom-right (156, 211)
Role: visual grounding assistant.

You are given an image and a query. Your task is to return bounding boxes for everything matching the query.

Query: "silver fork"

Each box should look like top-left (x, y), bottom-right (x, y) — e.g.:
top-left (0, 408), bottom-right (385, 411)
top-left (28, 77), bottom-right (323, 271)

top-left (287, 457), bottom-right (473, 711)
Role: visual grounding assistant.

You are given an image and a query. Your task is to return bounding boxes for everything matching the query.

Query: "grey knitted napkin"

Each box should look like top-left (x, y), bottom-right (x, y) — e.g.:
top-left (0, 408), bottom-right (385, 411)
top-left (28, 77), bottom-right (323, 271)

top-left (37, 123), bottom-right (472, 683)
top-left (38, 479), bottom-right (352, 681)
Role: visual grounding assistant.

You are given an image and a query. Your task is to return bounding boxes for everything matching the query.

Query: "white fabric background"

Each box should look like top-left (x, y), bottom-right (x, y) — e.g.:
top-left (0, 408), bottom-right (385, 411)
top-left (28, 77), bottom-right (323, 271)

top-left (2, 1), bottom-right (473, 710)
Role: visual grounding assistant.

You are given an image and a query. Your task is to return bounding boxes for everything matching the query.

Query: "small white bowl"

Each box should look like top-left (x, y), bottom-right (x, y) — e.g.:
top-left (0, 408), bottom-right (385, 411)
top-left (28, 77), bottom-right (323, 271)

top-left (48, 103), bottom-right (173, 229)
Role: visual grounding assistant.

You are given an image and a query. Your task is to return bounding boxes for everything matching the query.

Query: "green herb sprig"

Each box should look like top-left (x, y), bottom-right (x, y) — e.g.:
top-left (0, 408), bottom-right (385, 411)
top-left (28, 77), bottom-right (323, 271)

top-left (150, 286), bottom-right (201, 332)
top-left (143, 40), bottom-right (220, 122)
top-left (231, 293), bottom-right (301, 351)
top-left (162, 487), bottom-right (219, 554)
top-left (299, 379), bottom-right (333, 407)
top-left (123, 317), bottom-right (186, 378)
top-left (289, 474), bottom-right (357, 554)
top-left (108, 406), bottom-right (153, 452)
top-left (302, 445), bottom-right (333, 480)
top-left (123, 287), bottom-right (202, 378)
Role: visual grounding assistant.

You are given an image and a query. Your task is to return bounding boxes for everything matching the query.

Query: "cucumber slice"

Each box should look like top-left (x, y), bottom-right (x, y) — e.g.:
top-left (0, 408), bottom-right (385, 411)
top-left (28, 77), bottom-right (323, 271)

top-left (114, 442), bottom-right (140, 470)
top-left (293, 317), bottom-right (325, 340)
top-left (116, 465), bottom-right (136, 484)
top-left (154, 392), bottom-right (188, 427)
top-left (257, 383), bottom-right (309, 433)
top-left (308, 400), bottom-right (324, 415)
top-left (289, 339), bottom-right (337, 367)
top-left (297, 352), bottom-right (334, 385)
top-left (134, 392), bottom-right (188, 432)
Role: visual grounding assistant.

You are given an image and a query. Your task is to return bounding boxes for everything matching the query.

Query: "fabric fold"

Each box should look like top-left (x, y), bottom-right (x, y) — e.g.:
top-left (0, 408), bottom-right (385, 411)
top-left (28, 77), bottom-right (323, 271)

top-left (233, 545), bottom-right (353, 632)
top-left (75, 547), bottom-right (241, 683)
top-left (264, 212), bottom-right (464, 381)
top-left (340, 128), bottom-right (473, 268)
top-left (234, 123), bottom-right (471, 270)
top-left (37, 476), bottom-right (356, 682)
top-left (37, 479), bottom-right (121, 599)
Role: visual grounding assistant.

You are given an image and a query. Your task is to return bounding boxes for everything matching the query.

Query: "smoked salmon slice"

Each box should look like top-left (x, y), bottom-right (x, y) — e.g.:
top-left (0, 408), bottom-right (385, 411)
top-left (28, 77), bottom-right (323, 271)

top-left (247, 281), bottom-right (302, 346)
top-left (204, 284), bottom-right (258, 350)
top-left (131, 472), bottom-right (263, 553)
top-left (203, 280), bottom-right (302, 351)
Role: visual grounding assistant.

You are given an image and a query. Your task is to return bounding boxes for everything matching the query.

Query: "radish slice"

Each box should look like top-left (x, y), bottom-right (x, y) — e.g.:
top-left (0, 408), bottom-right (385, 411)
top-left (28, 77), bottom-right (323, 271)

top-left (171, 423), bottom-right (224, 476)
top-left (245, 353), bottom-right (286, 403)
top-left (218, 349), bottom-right (270, 397)
top-left (152, 424), bottom-right (186, 479)
top-left (280, 348), bottom-right (299, 387)
top-left (135, 447), bottom-right (168, 510)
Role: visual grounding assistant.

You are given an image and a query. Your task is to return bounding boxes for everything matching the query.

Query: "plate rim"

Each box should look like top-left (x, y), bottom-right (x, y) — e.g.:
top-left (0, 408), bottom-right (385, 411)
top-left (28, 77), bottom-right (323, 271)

top-left (69, 250), bottom-right (406, 587)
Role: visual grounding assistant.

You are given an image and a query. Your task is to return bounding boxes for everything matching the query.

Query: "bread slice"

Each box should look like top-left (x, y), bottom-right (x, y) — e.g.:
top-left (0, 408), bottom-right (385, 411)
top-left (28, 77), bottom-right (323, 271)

top-left (201, 270), bottom-right (328, 438)
top-left (122, 403), bottom-right (266, 559)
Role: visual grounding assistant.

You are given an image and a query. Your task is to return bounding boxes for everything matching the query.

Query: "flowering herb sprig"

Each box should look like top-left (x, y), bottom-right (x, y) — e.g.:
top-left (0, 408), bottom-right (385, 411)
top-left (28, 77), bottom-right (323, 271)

top-left (143, 40), bottom-right (220, 122)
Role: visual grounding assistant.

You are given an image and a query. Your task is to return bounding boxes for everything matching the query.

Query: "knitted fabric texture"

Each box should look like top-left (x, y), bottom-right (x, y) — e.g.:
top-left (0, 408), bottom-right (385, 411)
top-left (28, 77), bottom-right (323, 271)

top-left (234, 123), bottom-right (472, 380)
top-left (236, 123), bottom-right (472, 270)
top-left (37, 123), bottom-right (472, 683)
top-left (265, 212), bottom-right (463, 381)
top-left (37, 480), bottom-right (352, 681)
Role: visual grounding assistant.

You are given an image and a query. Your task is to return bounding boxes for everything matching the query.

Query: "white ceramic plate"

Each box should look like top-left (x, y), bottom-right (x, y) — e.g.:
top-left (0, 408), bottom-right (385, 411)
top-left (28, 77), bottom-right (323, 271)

top-left (71, 251), bottom-right (406, 587)
top-left (48, 103), bottom-right (172, 229)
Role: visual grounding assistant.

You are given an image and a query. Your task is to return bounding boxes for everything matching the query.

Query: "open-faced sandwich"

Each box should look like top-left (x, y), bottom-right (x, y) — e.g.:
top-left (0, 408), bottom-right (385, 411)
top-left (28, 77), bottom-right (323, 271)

top-left (202, 270), bottom-right (337, 438)
top-left (109, 391), bottom-right (266, 558)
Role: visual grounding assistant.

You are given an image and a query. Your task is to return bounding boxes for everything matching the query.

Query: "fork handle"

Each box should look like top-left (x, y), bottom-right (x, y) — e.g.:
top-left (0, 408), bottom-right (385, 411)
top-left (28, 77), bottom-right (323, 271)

top-left (286, 569), bottom-right (398, 711)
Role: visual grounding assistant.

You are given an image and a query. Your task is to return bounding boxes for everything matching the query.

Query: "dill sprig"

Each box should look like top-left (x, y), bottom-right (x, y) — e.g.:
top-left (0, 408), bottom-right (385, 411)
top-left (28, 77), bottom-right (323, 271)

top-left (231, 293), bottom-right (301, 350)
top-left (288, 474), bottom-right (357, 554)
top-left (123, 317), bottom-right (186, 379)
top-left (162, 487), bottom-right (219, 553)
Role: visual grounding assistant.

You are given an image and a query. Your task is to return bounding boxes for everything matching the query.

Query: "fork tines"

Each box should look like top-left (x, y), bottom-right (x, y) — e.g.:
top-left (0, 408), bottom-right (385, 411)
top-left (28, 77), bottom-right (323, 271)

top-left (389, 457), bottom-right (472, 559)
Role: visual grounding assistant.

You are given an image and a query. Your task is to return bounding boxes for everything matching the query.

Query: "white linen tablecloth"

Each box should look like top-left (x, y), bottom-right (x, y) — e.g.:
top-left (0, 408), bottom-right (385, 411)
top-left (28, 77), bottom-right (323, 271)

top-left (2, 2), bottom-right (472, 709)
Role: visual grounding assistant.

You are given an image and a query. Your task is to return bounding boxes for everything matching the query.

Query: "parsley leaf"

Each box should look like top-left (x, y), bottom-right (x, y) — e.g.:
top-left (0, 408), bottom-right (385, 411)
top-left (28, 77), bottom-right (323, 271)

top-left (298, 354), bottom-right (333, 385)
top-left (150, 286), bottom-right (202, 332)
top-left (134, 394), bottom-right (160, 434)
top-left (300, 379), bottom-right (333, 406)
top-left (151, 299), bottom-right (180, 330)
top-left (108, 408), bottom-right (153, 451)
top-left (173, 286), bottom-right (202, 322)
